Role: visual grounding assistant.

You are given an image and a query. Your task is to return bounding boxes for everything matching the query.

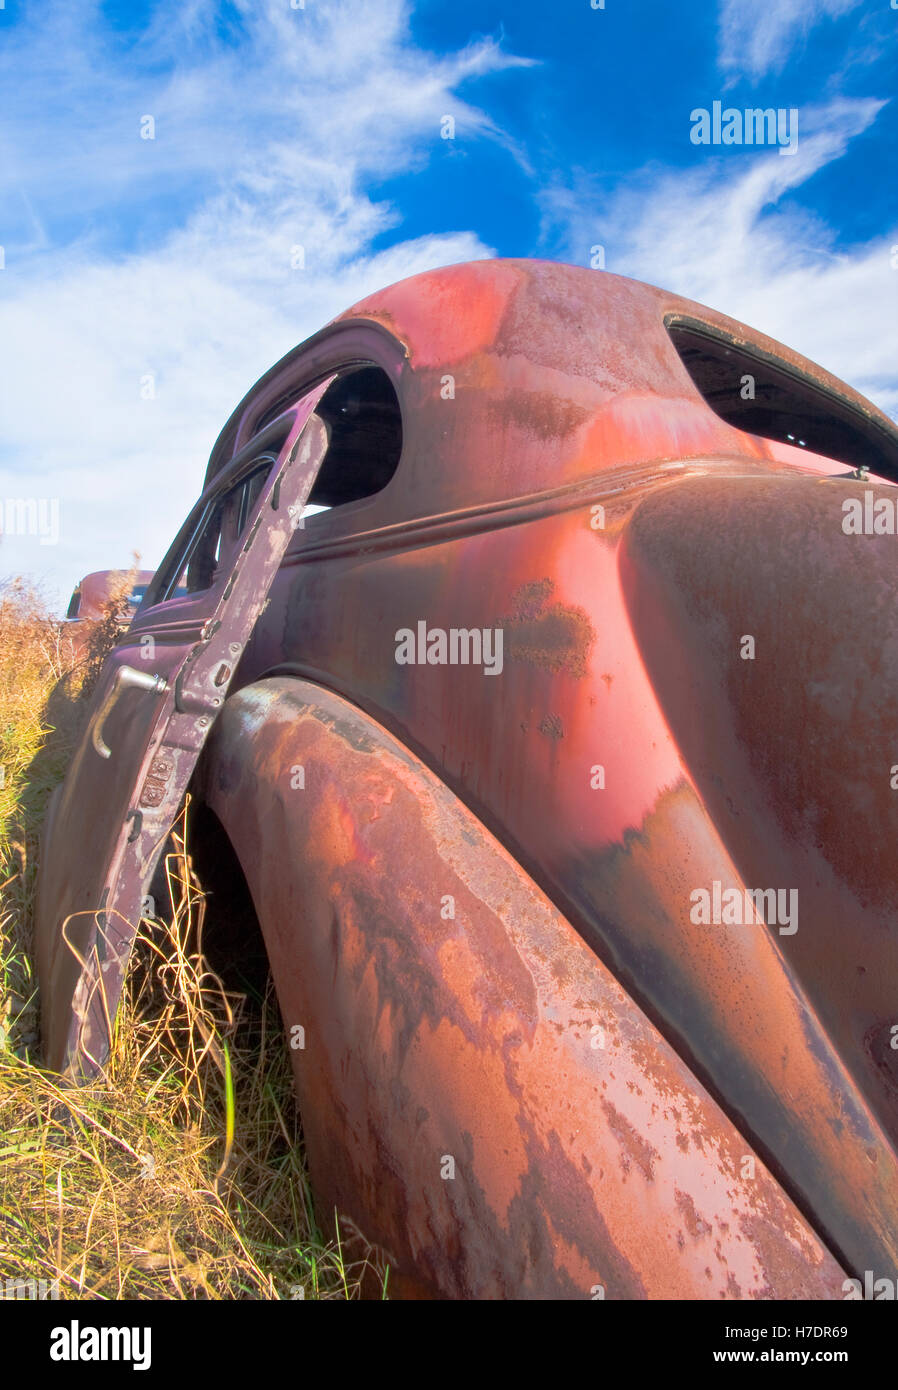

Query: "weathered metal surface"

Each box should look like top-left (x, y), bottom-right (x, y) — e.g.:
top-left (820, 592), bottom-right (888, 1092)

top-left (244, 495), bottom-right (898, 1282)
top-left (67, 569), bottom-right (156, 624)
top-left (38, 259), bottom-right (898, 1293)
top-left (207, 260), bottom-right (898, 505)
top-left (234, 262), bottom-right (898, 1284)
top-left (62, 568), bottom-right (156, 661)
top-left (619, 472), bottom-right (898, 1141)
top-left (198, 678), bottom-right (847, 1300)
top-left (35, 397), bottom-right (333, 1075)
top-left (217, 265), bottom-right (898, 1282)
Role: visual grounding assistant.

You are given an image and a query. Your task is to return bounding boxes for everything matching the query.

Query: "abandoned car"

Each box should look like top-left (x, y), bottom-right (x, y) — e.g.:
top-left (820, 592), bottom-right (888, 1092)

top-left (35, 258), bottom-right (898, 1299)
top-left (61, 569), bottom-right (157, 662)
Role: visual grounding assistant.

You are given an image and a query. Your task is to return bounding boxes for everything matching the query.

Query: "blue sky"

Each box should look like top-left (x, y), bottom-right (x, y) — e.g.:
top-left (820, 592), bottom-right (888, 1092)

top-left (1, 0), bottom-right (896, 609)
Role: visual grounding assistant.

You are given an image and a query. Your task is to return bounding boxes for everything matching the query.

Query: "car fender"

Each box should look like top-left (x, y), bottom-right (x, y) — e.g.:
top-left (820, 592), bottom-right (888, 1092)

top-left (194, 676), bottom-right (845, 1300)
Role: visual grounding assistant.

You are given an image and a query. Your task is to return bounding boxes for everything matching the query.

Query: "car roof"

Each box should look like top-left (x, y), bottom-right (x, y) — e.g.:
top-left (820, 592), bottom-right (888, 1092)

top-left (205, 259), bottom-right (898, 512)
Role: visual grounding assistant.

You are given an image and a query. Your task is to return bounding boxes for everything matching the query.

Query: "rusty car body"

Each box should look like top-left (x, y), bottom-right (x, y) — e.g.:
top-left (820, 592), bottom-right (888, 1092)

top-left (34, 258), bottom-right (898, 1299)
top-left (62, 569), bottom-right (156, 662)
top-left (65, 570), bottom-right (157, 626)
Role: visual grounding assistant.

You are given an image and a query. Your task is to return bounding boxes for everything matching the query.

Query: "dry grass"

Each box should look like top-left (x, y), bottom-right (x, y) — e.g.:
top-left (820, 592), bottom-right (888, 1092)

top-left (0, 576), bottom-right (386, 1300)
top-left (78, 563), bottom-right (139, 699)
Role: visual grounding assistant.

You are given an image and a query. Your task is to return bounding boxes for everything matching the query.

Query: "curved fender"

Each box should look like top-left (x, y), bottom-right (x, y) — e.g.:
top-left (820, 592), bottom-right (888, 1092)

top-left (196, 678), bottom-right (845, 1300)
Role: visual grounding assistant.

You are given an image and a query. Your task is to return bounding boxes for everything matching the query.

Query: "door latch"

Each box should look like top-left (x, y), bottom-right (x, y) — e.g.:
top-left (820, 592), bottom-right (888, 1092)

top-left (91, 665), bottom-right (170, 760)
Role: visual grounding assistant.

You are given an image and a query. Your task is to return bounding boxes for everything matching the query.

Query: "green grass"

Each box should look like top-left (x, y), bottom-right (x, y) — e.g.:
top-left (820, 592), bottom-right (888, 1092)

top-left (0, 576), bottom-right (386, 1300)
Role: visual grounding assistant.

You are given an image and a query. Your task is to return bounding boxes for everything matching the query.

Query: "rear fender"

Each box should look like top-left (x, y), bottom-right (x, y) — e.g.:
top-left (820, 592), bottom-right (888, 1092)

top-left (194, 677), bottom-right (845, 1300)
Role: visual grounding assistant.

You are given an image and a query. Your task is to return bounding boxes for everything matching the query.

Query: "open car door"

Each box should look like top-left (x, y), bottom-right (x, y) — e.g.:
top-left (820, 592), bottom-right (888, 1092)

top-left (35, 379), bottom-right (335, 1077)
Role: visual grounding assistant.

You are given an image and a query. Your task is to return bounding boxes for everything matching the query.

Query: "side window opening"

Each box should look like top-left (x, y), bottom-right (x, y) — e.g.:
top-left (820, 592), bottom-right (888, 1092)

top-left (667, 319), bottom-right (898, 481)
top-left (236, 465), bottom-right (268, 534)
top-left (142, 365), bottom-right (402, 612)
top-left (145, 453), bottom-right (282, 607)
top-left (184, 494), bottom-right (228, 595)
top-left (181, 458), bottom-right (279, 595)
top-left (304, 366), bottom-right (402, 512)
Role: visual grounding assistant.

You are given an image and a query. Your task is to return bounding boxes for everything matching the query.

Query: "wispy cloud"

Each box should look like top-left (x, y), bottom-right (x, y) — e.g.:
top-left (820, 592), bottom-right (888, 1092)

top-left (0, 0), bottom-right (534, 253)
top-left (0, 0), bottom-right (529, 605)
top-left (717, 0), bottom-right (862, 80)
top-left (539, 96), bottom-right (898, 419)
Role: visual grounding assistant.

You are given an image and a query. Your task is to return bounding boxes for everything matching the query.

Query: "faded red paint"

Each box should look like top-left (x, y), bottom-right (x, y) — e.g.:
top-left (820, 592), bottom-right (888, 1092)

top-left (197, 679), bottom-right (848, 1301)
top-left (62, 569), bottom-right (155, 661)
top-left (36, 259), bottom-right (898, 1298)
top-left (345, 258), bottom-right (522, 369)
top-left (67, 569), bottom-right (154, 624)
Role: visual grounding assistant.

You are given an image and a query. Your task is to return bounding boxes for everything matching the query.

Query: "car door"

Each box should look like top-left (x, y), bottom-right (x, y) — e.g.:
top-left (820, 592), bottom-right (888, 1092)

top-left (34, 378), bottom-right (335, 1077)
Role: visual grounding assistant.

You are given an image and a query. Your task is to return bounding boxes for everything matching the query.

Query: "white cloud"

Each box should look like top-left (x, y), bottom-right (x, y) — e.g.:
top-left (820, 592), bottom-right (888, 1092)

top-left (539, 96), bottom-right (898, 422)
top-left (717, 0), bottom-right (862, 80)
top-left (0, 0), bottom-right (530, 608)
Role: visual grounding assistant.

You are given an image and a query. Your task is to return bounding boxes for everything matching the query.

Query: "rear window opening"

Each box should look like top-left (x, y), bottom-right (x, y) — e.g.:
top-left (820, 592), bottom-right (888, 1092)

top-left (306, 366), bottom-right (402, 510)
top-left (666, 318), bottom-right (898, 481)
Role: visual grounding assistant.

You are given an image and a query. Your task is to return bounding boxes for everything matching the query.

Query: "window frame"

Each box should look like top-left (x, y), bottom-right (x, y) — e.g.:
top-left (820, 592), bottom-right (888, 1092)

top-left (205, 321), bottom-right (407, 489)
top-left (137, 416), bottom-right (296, 616)
top-left (665, 314), bottom-right (898, 480)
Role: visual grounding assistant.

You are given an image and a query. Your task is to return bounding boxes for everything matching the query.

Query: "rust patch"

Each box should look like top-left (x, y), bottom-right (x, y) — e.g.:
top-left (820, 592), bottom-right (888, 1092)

top-left (538, 713), bottom-right (564, 740)
top-left (502, 579), bottom-right (595, 678)
top-left (864, 1020), bottom-right (898, 1101)
top-left (561, 776), bottom-right (898, 1280)
top-left (675, 1188), bottom-right (713, 1240)
top-left (600, 1098), bottom-right (658, 1183)
top-left (487, 389), bottom-right (592, 442)
top-left (138, 751), bottom-right (175, 809)
top-left (737, 1208), bottom-right (826, 1301)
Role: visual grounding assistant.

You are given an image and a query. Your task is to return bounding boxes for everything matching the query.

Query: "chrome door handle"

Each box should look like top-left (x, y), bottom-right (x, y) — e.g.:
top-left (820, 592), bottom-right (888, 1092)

top-left (91, 665), bottom-right (170, 760)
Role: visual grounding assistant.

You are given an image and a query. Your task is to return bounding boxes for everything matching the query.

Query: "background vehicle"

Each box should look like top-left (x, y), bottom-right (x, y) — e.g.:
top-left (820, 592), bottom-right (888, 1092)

top-left (64, 570), bottom-right (156, 626)
top-left (35, 259), bottom-right (898, 1299)
top-left (61, 569), bottom-right (156, 662)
